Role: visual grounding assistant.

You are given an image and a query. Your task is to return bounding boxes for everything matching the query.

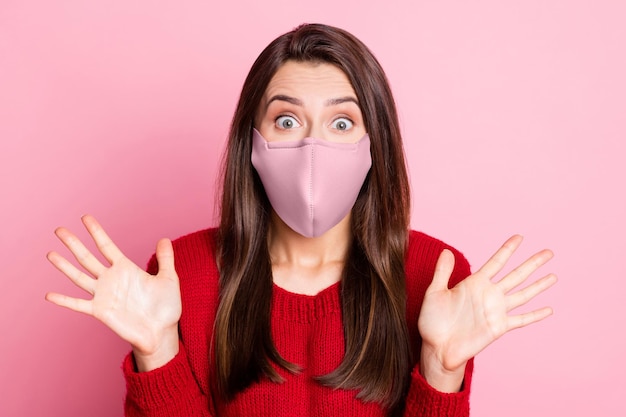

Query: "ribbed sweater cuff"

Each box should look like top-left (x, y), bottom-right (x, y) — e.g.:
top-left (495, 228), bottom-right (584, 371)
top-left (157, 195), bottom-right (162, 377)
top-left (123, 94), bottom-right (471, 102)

top-left (123, 342), bottom-right (202, 410)
top-left (404, 360), bottom-right (473, 417)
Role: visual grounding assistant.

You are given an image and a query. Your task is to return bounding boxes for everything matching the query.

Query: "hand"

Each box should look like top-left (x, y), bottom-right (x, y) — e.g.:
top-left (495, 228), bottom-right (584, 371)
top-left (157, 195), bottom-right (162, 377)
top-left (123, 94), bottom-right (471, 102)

top-left (418, 235), bottom-right (557, 389)
top-left (46, 215), bottom-right (182, 370)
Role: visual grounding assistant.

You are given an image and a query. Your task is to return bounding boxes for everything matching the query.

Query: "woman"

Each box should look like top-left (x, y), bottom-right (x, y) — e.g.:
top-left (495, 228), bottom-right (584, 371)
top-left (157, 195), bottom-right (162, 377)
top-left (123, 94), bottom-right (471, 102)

top-left (46, 24), bottom-right (556, 416)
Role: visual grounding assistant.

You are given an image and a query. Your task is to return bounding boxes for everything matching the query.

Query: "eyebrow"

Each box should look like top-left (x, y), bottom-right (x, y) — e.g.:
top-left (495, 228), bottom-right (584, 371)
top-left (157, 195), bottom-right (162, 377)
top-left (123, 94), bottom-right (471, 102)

top-left (267, 95), bottom-right (303, 107)
top-left (324, 96), bottom-right (359, 106)
top-left (265, 95), bottom-right (359, 109)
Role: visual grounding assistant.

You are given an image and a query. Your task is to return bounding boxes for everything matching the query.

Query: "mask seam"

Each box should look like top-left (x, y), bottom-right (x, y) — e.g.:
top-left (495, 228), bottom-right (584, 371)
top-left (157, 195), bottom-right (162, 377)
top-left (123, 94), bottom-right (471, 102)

top-left (309, 144), bottom-right (314, 236)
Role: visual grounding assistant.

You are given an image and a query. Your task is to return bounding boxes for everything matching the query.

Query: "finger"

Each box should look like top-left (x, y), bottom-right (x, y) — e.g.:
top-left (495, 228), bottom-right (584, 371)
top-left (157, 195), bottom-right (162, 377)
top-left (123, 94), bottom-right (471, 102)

top-left (476, 235), bottom-right (524, 280)
top-left (82, 215), bottom-right (124, 264)
top-left (155, 238), bottom-right (177, 278)
top-left (55, 227), bottom-right (106, 277)
top-left (45, 292), bottom-right (93, 316)
top-left (505, 273), bottom-right (557, 312)
top-left (428, 249), bottom-right (455, 292)
top-left (47, 251), bottom-right (96, 294)
top-left (497, 249), bottom-right (554, 293)
top-left (506, 306), bottom-right (554, 331)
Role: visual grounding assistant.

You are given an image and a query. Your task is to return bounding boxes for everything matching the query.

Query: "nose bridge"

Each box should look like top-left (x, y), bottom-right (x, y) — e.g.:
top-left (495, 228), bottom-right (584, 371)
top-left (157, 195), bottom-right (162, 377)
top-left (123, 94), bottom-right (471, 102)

top-left (306, 124), bottom-right (325, 140)
top-left (304, 97), bottom-right (328, 140)
top-left (303, 104), bottom-right (326, 140)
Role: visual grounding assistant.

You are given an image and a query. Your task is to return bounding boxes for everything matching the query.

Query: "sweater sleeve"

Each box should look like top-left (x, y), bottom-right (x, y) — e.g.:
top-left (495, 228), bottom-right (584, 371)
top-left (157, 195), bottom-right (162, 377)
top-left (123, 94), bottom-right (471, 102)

top-left (123, 342), bottom-right (214, 417)
top-left (403, 358), bottom-right (473, 416)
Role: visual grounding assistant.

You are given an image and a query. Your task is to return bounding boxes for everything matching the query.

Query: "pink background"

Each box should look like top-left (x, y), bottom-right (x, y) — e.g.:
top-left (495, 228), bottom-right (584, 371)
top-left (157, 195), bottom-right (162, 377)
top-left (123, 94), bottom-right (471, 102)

top-left (1, 1), bottom-right (624, 416)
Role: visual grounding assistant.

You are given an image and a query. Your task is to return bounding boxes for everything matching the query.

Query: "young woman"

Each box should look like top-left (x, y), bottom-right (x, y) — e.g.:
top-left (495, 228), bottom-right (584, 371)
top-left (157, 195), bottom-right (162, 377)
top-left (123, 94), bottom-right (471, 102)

top-left (46, 24), bottom-right (556, 416)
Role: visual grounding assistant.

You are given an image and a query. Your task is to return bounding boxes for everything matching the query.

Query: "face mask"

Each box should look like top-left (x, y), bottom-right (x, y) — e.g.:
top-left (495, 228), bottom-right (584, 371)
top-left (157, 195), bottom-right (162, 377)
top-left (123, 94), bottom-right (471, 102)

top-left (251, 128), bottom-right (372, 238)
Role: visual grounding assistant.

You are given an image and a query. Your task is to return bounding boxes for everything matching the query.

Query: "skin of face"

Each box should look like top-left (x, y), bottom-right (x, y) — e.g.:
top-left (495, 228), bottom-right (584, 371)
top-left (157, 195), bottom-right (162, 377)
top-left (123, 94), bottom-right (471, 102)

top-left (255, 60), bottom-right (366, 144)
top-left (253, 61), bottom-right (366, 294)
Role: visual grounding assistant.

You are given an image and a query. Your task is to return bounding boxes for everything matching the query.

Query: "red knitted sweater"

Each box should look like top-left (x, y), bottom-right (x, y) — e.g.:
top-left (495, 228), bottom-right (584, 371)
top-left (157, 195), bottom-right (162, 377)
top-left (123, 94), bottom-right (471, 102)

top-left (123, 229), bottom-right (474, 416)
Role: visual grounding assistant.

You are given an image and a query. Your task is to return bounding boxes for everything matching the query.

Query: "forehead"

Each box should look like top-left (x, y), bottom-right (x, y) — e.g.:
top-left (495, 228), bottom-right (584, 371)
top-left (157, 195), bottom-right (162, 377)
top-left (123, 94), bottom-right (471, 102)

top-left (263, 61), bottom-right (357, 98)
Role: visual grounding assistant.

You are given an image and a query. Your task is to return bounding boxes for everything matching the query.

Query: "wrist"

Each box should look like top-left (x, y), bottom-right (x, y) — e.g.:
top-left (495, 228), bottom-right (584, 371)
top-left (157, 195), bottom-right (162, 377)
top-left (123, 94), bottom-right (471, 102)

top-left (132, 326), bottom-right (180, 372)
top-left (419, 344), bottom-right (467, 393)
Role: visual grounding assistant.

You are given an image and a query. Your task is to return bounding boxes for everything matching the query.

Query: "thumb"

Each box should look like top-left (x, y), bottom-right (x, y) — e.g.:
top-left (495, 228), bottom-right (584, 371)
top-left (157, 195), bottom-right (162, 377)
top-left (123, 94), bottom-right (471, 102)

top-left (429, 249), bottom-right (455, 292)
top-left (155, 238), bottom-right (177, 278)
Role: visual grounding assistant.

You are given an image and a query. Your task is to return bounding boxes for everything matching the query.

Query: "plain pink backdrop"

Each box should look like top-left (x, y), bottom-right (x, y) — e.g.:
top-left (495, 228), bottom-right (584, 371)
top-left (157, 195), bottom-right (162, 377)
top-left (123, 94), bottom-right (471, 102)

top-left (1, 1), bottom-right (624, 416)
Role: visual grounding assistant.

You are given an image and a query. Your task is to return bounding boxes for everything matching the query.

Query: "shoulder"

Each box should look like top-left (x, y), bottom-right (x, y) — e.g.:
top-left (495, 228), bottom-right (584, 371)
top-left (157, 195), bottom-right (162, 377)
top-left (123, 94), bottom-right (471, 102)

top-left (404, 231), bottom-right (472, 347)
top-left (406, 230), bottom-right (471, 290)
top-left (170, 228), bottom-right (218, 257)
top-left (170, 228), bottom-right (219, 275)
top-left (145, 228), bottom-right (219, 278)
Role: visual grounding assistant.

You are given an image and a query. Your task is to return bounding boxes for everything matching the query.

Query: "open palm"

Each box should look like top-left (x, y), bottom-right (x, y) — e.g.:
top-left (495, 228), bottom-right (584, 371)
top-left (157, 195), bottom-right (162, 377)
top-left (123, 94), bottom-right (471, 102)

top-left (46, 215), bottom-right (182, 358)
top-left (418, 235), bottom-right (557, 372)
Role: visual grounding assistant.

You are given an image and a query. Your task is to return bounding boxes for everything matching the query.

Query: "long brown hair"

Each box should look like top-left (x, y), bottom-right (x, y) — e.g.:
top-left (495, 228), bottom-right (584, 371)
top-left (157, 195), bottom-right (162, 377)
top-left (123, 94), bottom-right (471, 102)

top-left (216, 23), bottom-right (411, 409)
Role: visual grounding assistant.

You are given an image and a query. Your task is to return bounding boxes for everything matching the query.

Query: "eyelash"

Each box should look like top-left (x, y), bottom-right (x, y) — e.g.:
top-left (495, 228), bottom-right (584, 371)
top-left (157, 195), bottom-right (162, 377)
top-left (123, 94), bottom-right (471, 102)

top-left (274, 114), bottom-right (300, 129)
top-left (331, 116), bottom-right (354, 130)
top-left (272, 114), bottom-right (356, 130)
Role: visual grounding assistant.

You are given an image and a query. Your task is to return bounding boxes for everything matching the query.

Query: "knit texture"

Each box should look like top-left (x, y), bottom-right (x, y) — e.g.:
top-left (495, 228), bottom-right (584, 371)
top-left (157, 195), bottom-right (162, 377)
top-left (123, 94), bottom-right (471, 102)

top-left (123, 229), bottom-right (473, 416)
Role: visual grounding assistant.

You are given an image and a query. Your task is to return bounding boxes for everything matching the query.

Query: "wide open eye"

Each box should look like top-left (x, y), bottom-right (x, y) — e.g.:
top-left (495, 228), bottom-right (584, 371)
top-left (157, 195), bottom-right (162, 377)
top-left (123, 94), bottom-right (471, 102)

top-left (275, 115), bottom-right (301, 130)
top-left (331, 117), bottom-right (354, 131)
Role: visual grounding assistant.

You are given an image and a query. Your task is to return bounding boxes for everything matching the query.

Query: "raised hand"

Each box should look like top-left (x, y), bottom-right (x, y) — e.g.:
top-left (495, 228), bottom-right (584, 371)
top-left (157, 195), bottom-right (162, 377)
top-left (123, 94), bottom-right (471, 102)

top-left (46, 215), bottom-right (182, 371)
top-left (417, 235), bottom-right (557, 391)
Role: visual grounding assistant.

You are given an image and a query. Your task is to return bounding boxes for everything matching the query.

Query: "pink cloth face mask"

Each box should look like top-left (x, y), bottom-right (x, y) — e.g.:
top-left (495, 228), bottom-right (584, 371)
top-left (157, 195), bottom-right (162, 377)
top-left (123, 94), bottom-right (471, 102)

top-left (251, 128), bottom-right (372, 238)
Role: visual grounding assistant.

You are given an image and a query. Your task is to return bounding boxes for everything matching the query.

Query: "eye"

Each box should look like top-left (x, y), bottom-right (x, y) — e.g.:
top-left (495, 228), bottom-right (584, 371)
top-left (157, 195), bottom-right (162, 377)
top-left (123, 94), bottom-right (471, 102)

top-left (275, 115), bottom-right (301, 130)
top-left (331, 117), bottom-right (353, 131)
